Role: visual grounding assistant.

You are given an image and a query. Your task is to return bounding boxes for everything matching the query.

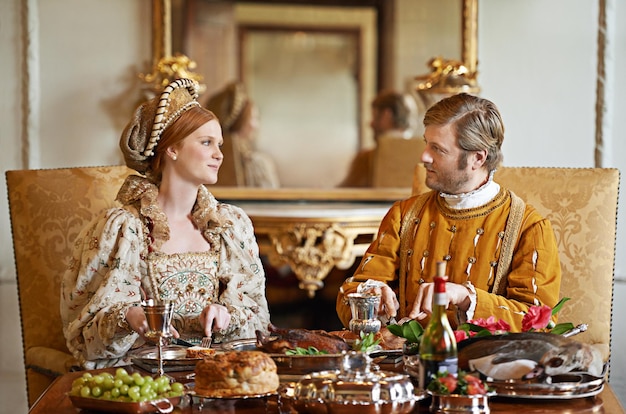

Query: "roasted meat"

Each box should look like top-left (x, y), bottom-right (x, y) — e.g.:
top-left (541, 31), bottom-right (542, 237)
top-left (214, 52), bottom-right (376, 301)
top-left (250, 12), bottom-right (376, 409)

top-left (256, 324), bottom-right (351, 354)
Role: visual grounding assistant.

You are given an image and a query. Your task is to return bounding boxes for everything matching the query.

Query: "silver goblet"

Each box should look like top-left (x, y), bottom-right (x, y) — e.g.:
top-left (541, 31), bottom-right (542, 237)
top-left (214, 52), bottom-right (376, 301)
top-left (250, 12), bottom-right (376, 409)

top-left (142, 302), bottom-right (175, 377)
top-left (347, 292), bottom-right (382, 335)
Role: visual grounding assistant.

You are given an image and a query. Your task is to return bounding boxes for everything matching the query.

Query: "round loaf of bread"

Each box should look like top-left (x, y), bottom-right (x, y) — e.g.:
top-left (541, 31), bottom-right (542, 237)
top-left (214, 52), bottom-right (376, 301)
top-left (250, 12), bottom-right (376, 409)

top-left (194, 350), bottom-right (279, 397)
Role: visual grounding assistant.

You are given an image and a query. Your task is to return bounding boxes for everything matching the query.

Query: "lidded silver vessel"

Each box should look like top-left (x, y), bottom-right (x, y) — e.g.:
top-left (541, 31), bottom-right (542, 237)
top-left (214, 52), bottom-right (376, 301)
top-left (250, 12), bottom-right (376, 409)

top-left (283, 351), bottom-right (420, 414)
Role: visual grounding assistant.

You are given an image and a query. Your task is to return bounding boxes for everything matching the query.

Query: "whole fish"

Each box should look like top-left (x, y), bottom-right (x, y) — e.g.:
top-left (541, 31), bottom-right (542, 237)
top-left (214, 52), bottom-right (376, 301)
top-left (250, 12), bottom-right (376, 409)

top-left (457, 332), bottom-right (604, 380)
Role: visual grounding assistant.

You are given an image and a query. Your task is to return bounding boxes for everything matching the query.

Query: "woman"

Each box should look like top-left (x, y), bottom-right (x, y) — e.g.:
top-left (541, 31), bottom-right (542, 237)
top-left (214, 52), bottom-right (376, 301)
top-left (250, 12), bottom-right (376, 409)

top-left (61, 78), bottom-right (271, 369)
top-left (206, 82), bottom-right (280, 188)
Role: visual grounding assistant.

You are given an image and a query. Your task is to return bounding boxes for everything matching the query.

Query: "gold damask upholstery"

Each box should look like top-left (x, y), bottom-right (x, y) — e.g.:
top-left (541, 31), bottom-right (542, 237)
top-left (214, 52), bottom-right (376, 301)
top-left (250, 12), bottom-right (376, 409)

top-left (412, 166), bottom-right (620, 361)
top-left (6, 165), bottom-right (133, 406)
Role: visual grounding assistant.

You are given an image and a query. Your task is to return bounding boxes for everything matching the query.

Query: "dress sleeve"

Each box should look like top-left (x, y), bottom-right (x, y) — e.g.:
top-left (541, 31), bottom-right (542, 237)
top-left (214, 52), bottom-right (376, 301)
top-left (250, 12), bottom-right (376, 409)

top-left (60, 208), bottom-right (145, 368)
top-left (214, 205), bottom-right (271, 342)
top-left (472, 215), bottom-right (562, 330)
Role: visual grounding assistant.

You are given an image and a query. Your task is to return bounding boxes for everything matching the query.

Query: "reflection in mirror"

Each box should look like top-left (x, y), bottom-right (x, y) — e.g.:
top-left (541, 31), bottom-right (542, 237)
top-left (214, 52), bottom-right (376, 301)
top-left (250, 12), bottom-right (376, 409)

top-left (169, 0), bottom-right (475, 188)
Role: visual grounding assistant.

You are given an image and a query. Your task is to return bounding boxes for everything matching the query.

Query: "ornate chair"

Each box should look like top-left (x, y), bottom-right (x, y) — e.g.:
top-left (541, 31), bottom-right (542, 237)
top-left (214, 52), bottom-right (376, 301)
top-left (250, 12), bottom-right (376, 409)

top-left (6, 165), bottom-right (133, 406)
top-left (412, 166), bottom-right (620, 362)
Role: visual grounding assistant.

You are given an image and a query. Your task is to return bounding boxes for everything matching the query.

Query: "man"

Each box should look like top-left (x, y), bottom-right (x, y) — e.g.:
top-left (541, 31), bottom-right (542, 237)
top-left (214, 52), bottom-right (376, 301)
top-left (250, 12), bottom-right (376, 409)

top-left (338, 90), bottom-right (420, 187)
top-left (336, 93), bottom-right (561, 331)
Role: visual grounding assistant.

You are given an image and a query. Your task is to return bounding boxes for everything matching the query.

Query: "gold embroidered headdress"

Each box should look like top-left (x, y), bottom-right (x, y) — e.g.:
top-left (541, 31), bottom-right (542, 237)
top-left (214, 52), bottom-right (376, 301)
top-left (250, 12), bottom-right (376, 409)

top-left (120, 78), bottom-right (200, 173)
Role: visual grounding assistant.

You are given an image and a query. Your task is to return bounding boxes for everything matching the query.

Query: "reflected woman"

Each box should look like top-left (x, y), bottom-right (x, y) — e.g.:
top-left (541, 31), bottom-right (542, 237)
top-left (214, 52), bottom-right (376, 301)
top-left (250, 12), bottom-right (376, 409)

top-left (61, 79), bottom-right (271, 369)
top-left (206, 82), bottom-right (280, 188)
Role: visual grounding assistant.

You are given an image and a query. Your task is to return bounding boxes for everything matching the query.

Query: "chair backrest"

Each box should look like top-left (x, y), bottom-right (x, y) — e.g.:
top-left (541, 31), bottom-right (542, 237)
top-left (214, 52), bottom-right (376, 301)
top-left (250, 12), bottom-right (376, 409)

top-left (6, 165), bottom-right (133, 404)
top-left (372, 137), bottom-right (426, 188)
top-left (412, 166), bottom-right (620, 360)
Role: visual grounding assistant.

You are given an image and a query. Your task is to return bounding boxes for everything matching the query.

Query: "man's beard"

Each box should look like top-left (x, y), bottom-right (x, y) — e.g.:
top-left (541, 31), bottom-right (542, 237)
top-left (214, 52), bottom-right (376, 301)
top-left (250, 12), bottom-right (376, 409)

top-left (425, 152), bottom-right (470, 194)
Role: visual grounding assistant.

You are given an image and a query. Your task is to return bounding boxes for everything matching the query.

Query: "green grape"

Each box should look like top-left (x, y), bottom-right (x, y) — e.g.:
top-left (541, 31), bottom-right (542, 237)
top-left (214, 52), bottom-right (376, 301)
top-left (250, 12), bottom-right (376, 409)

top-left (128, 385), bottom-right (141, 401)
top-left (80, 386), bottom-right (91, 398)
top-left (120, 384), bottom-right (130, 395)
top-left (157, 381), bottom-right (170, 394)
top-left (70, 385), bottom-right (82, 396)
top-left (111, 387), bottom-right (120, 398)
top-left (140, 383), bottom-right (153, 397)
top-left (138, 396), bottom-right (149, 403)
top-left (92, 374), bottom-right (105, 385)
top-left (81, 372), bottom-right (93, 380)
top-left (72, 378), bottom-right (86, 388)
top-left (101, 390), bottom-right (112, 400)
top-left (171, 382), bottom-right (185, 394)
top-left (115, 367), bottom-right (129, 378)
top-left (121, 374), bottom-right (133, 385)
top-left (91, 385), bottom-right (103, 398)
top-left (102, 376), bottom-right (115, 390)
top-left (113, 378), bottom-right (124, 388)
top-left (131, 372), bottom-right (145, 386)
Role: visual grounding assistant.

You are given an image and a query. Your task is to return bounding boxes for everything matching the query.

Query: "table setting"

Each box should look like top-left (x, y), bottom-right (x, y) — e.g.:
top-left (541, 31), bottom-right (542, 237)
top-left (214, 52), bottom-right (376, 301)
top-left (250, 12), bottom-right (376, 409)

top-left (30, 294), bottom-right (623, 414)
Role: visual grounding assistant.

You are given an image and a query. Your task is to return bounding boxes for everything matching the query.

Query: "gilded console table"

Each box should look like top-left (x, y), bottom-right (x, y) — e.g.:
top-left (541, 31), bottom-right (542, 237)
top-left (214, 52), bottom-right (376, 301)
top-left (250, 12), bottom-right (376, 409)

top-left (212, 188), bottom-right (409, 297)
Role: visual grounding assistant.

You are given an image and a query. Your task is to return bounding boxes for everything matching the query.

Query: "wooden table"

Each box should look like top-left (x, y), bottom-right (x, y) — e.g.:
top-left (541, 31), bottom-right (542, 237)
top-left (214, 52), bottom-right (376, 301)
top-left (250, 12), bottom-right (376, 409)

top-left (30, 366), bottom-right (625, 413)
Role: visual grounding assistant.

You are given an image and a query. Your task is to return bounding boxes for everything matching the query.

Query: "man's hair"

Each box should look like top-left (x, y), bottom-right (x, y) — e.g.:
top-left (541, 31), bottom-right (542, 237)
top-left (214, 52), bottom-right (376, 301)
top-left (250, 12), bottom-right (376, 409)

top-left (372, 90), bottom-right (414, 130)
top-left (423, 93), bottom-right (504, 171)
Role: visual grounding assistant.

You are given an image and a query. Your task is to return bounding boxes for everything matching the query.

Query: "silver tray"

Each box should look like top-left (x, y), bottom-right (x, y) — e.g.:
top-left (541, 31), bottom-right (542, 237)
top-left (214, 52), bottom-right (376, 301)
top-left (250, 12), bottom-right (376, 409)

top-left (488, 372), bottom-right (605, 399)
top-left (130, 345), bottom-right (202, 372)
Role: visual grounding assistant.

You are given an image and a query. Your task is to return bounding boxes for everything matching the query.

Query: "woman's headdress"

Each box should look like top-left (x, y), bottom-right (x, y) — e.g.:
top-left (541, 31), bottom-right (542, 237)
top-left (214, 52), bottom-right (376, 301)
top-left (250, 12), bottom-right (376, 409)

top-left (205, 82), bottom-right (248, 132)
top-left (120, 78), bottom-right (200, 173)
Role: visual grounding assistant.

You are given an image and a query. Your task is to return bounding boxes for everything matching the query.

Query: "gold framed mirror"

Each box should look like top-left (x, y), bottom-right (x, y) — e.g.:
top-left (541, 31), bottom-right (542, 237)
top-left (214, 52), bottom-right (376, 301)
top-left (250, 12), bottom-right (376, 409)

top-left (151, 0), bottom-right (478, 189)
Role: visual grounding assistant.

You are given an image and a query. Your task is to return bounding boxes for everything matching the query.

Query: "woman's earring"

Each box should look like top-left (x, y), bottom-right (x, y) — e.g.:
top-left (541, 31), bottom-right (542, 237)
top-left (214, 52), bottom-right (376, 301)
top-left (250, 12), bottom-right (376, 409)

top-left (172, 155), bottom-right (177, 161)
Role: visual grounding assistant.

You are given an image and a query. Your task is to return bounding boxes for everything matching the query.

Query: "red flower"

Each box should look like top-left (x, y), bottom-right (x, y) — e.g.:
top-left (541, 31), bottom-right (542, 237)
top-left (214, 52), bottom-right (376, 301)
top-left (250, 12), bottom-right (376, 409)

top-left (436, 373), bottom-right (458, 394)
top-left (454, 330), bottom-right (471, 342)
top-left (522, 305), bottom-right (552, 331)
top-left (468, 315), bottom-right (511, 334)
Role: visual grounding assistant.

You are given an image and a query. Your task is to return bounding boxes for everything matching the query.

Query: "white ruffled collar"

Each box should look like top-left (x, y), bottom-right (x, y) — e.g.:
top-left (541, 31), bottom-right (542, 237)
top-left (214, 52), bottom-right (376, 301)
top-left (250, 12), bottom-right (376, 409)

top-left (439, 170), bottom-right (500, 209)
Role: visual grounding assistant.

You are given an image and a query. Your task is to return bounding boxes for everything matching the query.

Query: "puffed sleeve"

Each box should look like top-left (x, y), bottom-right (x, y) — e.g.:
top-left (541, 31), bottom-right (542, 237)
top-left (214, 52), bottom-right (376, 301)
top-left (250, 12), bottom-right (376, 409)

top-left (60, 208), bottom-right (146, 369)
top-left (213, 205), bottom-right (271, 342)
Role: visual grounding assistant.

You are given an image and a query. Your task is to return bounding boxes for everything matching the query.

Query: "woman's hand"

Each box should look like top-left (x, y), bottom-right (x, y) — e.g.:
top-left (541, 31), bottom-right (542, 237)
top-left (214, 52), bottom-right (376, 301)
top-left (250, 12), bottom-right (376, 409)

top-left (125, 305), bottom-right (179, 341)
top-left (200, 304), bottom-right (231, 338)
top-left (408, 282), bottom-right (471, 320)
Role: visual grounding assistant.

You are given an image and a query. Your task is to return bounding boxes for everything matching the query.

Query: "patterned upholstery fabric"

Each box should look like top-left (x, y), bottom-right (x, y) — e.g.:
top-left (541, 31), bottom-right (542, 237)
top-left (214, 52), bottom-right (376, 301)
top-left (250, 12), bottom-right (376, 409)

top-left (413, 166), bottom-right (620, 361)
top-left (6, 165), bottom-right (134, 406)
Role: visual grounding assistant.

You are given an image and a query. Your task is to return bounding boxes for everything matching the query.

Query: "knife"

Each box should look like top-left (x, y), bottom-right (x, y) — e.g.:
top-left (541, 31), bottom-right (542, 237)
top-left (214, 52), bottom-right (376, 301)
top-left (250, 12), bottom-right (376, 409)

top-left (170, 337), bottom-right (195, 347)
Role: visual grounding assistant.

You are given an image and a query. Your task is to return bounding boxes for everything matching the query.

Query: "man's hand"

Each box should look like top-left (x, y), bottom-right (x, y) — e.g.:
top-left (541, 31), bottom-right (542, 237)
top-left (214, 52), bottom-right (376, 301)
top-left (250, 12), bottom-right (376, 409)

top-left (364, 284), bottom-right (399, 321)
top-left (408, 282), bottom-right (471, 320)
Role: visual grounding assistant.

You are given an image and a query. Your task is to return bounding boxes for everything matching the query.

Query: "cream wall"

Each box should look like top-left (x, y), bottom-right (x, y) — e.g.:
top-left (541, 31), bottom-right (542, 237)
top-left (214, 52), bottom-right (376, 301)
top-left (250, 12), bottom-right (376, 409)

top-left (1, 0), bottom-right (625, 410)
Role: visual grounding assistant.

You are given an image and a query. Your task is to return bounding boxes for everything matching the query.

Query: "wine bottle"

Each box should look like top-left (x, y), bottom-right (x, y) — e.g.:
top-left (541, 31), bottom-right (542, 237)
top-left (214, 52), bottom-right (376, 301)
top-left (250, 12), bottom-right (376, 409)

top-left (418, 261), bottom-right (458, 390)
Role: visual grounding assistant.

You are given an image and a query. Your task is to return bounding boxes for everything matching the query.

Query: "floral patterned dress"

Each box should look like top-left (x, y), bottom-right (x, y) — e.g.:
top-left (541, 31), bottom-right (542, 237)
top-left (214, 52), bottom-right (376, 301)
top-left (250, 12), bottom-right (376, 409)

top-left (61, 175), bottom-right (271, 369)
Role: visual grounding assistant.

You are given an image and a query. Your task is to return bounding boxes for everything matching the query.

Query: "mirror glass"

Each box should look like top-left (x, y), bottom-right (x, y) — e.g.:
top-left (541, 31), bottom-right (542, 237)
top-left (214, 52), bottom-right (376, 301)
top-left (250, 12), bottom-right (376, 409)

top-left (173, 0), bottom-right (468, 188)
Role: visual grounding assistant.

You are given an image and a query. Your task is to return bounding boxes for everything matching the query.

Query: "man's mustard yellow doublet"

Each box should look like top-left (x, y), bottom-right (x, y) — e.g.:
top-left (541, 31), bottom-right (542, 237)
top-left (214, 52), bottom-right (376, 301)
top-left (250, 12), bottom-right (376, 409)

top-left (336, 187), bottom-right (561, 331)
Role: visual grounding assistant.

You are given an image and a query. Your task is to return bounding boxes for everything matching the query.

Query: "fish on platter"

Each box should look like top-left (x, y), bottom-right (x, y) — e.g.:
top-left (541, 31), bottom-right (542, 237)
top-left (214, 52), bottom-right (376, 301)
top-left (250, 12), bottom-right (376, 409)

top-left (457, 332), bottom-right (604, 380)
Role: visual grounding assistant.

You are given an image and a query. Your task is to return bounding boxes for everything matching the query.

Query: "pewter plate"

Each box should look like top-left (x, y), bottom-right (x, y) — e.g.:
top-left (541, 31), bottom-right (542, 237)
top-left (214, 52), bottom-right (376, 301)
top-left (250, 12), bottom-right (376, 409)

top-left (130, 345), bottom-right (202, 372)
top-left (488, 372), bottom-right (605, 399)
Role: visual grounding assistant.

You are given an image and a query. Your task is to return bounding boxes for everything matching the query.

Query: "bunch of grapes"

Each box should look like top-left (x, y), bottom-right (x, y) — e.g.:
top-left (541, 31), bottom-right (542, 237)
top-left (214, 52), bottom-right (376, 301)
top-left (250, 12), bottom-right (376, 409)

top-left (69, 368), bottom-right (185, 403)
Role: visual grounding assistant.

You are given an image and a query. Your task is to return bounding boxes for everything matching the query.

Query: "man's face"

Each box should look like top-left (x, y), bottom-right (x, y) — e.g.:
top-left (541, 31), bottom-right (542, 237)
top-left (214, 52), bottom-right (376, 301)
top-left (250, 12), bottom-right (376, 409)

top-left (421, 123), bottom-right (475, 194)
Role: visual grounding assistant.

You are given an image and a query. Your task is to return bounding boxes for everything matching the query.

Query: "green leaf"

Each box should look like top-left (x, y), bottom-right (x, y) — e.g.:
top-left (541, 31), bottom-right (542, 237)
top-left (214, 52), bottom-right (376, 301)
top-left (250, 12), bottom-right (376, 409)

top-left (550, 322), bottom-right (575, 335)
top-left (551, 297), bottom-right (570, 315)
top-left (388, 320), bottom-right (424, 344)
top-left (352, 331), bottom-right (381, 353)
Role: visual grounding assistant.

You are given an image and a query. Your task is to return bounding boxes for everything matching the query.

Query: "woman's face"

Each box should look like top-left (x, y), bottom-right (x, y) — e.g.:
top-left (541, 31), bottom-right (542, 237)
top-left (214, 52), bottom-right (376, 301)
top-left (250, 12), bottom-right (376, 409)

top-left (169, 119), bottom-right (224, 185)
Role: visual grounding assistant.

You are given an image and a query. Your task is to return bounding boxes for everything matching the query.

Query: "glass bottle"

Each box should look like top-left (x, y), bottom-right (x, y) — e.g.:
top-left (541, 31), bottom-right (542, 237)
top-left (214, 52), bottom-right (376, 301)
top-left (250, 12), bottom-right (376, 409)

top-left (418, 261), bottom-right (458, 390)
